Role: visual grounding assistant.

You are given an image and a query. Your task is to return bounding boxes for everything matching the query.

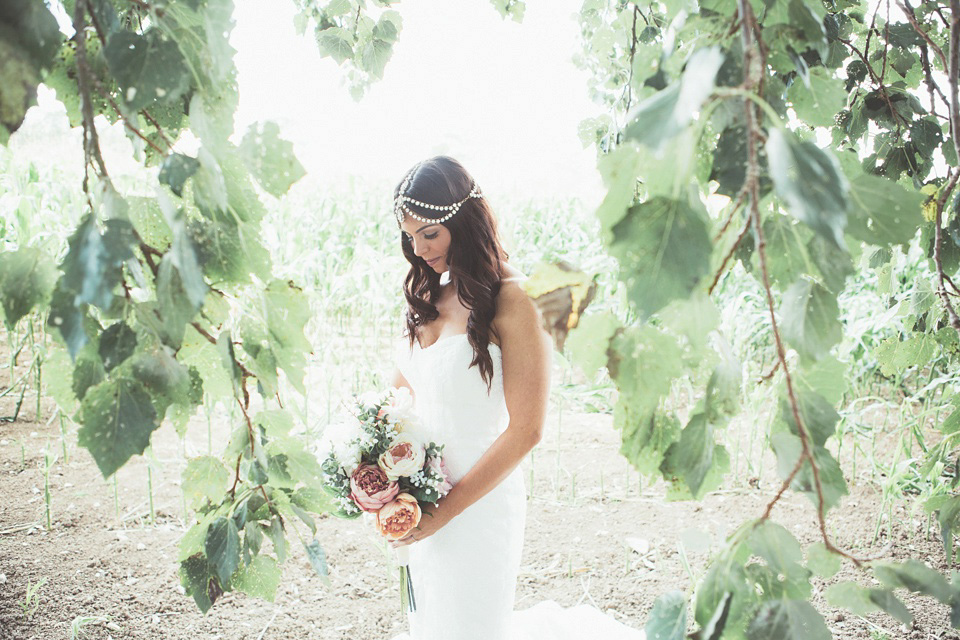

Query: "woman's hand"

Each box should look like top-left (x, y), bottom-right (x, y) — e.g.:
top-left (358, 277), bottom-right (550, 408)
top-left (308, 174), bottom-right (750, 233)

top-left (390, 501), bottom-right (447, 547)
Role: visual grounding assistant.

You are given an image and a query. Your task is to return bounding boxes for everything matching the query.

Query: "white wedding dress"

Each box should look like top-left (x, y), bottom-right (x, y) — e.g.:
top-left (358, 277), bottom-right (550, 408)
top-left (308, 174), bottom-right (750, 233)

top-left (392, 333), bottom-right (646, 640)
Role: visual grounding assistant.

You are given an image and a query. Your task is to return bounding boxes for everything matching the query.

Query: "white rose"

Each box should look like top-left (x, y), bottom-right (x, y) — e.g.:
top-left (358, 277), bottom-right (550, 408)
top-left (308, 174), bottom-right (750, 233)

top-left (378, 433), bottom-right (426, 480)
top-left (383, 387), bottom-right (420, 432)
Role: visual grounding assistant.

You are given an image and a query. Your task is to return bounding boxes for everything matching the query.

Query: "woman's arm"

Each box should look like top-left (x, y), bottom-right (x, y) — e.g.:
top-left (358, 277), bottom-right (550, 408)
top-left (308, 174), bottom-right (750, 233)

top-left (391, 282), bottom-right (551, 545)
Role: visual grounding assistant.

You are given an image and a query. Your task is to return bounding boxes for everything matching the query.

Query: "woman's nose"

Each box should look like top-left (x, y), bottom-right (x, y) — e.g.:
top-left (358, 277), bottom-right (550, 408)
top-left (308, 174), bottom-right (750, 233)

top-left (412, 238), bottom-right (425, 256)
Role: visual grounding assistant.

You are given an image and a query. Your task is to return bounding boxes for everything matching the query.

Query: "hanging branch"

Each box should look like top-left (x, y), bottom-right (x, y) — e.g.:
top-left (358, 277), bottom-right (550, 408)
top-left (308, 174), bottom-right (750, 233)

top-left (72, 0), bottom-right (110, 193)
top-left (736, 0), bottom-right (862, 567)
top-left (934, 169), bottom-right (960, 331)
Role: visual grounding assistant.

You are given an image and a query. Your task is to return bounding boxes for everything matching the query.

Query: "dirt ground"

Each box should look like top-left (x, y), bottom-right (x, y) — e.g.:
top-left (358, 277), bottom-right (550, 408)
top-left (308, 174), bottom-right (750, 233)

top-left (0, 353), bottom-right (958, 640)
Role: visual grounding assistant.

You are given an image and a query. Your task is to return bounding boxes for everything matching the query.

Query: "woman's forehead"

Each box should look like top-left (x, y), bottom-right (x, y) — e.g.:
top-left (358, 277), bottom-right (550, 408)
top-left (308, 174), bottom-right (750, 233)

top-left (400, 218), bottom-right (440, 234)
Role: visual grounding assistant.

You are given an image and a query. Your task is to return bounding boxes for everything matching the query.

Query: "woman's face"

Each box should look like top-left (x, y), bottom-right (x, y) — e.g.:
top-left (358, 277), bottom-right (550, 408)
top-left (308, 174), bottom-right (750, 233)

top-left (400, 217), bottom-right (451, 273)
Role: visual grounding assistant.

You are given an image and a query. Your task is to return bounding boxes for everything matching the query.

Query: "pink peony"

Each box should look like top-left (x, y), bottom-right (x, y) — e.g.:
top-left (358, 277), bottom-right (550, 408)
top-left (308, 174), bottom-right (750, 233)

top-left (350, 464), bottom-right (400, 512)
top-left (376, 493), bottom-right (422, 541)
top-left (426, 455), bottom-right (453, 496)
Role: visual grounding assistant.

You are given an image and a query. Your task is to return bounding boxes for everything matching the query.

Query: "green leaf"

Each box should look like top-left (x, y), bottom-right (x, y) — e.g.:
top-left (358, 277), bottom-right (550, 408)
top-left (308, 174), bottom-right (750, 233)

top-left (72, 349), bottom-right (106, 402)
top-left (565, 312), bottom-right (619, 376)
top-left (60, 215), bottom-right (136, 311)
top-left (204, 516), bottom-right (240, 587)
top-left (360, 37), bottom-right (393, 79)
top-left (825, 582), bottom-right (912, 624)
top-left (127, 197), bottom-right (172, 249)
top-left (239, 121), bottom-right (306, 197)
top-left (644, 590), bottom-right (686, 640)
top-left (624, 47), bottom-right (725, 149)
top-left (291, 486), bottom-right (338, 514)
top-left (263, 517), bottom-right (287, 564)
top-left (0, 0), bottom-right (63, 70)
top-left (48, 284), bottom-right (90, 359)
top-left (263, 280), bottom-right (312, 394)
top-left (787, 67), bottom-right (846, 127)
top-left (806, 234), bottom-right (853, 293)
top-left (873, 559), bottom-right (954, 604)
top-left (758, 215), bottom-right (815, 289)
top-left (148, 255), bottom-right (201, 349)
top-left (45, 347), bottom-right (80, 414)
top-left (0, 36), bottom-right (35, 143)
top-left (749, 521), bottom-right (806, 578)
top-left (179, 554), bottom-right (221, 613)
top-left (182, 456), bottom-right (229, 510)
top-left (695, 555), bottom-right (753, 634)
top-left (777, 390), bottom-right (839, 448)
top-left (255, 410), bottom-right (294, 438)
top-left (874, 334), bottom-right (937, 377)
top-left (844, 172), bottom-right (924, 247)
top-left (925, 494), bottom-right (960, 559)
top-left (746, 599), bottom-right (830, 640)
top-left (77, 376), bottom-right (159, 478)
top-left (617, 404), bottom-right (682, 477)
top-left (315, 26), bottom-right (354, 64)
top-left (608, 192), bottom-right (713, 321)
top-left (595, 144), bottom-right (642, 235)
top-left (779, 278), bottom-right (841, 362)
top-left (218, 329), bottom-right (243, 396)
top-left (771, 432), bottom-right (848, 511)
top-left (233, 555), bottom-right (280, 601)
top-left (159, 153), bottom-right (200, 197)
top-left (704, 341), bottom-right (740, 420)
top-left (806, 542), bottom-right (841, 578)
top-left (265, 438), bottom-right (324, 489)
top-left (103, 29), bottom-right (191, 111)
top-left (657, 293), bottom-right (719, 362)
top-left (660, 413), bottom-right (716, 498)
top-left (168, 217), bottom-right (207, 311)
top-left (178, 324), bottom-right (234, 401)
top-left (98, 321), bottom-right (138, 372)
top-left (304, 539), bottom-right (331, 586)
top-left (766, 129), bottom-right (849, 248)
top-left (0, 247), bottom-right (56, 328)
top-left (794, 355), bottom-right (850, 406)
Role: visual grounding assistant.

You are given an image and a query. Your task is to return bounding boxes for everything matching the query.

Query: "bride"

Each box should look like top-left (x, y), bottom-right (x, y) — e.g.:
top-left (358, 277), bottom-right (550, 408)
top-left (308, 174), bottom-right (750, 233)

top-left (387, 156), bottom-right (645, 640)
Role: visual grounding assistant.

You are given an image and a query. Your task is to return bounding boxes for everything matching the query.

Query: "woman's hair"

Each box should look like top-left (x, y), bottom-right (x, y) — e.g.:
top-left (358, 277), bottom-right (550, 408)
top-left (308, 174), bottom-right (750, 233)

top-left (395, 156), bottom-right (508, 390)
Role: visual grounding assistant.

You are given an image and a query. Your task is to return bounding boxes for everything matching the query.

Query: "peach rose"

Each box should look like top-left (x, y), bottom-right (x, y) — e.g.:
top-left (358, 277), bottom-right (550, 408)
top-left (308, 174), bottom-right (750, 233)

top-left (378, 434), bottom-right (426, 480)
top-left (376, 493), bottom-right (422, 541)
top-left (349, 464), bottom-right (400, 512)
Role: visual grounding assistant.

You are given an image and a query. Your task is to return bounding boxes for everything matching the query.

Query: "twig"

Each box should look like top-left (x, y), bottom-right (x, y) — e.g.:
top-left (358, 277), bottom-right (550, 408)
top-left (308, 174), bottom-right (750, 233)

top-left (707, 216), bottom-right (751, 295)
top-left (257, 607), bottom-right (281, 640)
top-left (758, 359), bottom-right (781, 384)
top-left (838, 37), bottom-right (909, 133)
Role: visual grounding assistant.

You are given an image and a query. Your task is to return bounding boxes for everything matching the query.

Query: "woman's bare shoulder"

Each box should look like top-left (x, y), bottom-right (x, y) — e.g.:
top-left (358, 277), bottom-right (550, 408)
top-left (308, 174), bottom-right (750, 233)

top-left (494, 274), bottom-right (539, 335)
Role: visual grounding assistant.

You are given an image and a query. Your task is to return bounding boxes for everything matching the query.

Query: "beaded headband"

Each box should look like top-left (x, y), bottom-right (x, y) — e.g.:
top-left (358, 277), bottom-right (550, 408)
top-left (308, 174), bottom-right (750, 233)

top-left (394, 161), bottom-right (483, 226)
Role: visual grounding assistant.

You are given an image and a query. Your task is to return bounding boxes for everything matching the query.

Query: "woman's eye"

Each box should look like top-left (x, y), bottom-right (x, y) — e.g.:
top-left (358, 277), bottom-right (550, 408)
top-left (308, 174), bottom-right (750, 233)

top-left (424, 233), bottom-right (438, 240)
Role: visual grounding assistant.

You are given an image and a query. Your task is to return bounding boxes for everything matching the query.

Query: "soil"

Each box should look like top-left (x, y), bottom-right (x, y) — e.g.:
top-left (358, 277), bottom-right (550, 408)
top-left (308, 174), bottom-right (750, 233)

top-left (0, 348), bottom-right (957, 640)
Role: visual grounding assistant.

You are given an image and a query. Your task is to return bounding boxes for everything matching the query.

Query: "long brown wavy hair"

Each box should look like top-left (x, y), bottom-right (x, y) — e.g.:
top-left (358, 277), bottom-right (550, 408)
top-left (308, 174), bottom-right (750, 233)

top-left (394, 156), bottom-right (508, 390)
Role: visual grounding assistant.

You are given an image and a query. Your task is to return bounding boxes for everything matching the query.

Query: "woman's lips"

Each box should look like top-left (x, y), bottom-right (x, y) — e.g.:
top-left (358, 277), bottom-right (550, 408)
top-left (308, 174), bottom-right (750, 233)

top-left (426, 257), bottom-right (441, 266)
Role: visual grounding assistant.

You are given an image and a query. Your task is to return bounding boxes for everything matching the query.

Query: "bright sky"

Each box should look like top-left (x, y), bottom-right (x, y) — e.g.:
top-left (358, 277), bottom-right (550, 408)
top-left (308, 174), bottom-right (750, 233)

top-left (231, 0), bottom-right (605, 202)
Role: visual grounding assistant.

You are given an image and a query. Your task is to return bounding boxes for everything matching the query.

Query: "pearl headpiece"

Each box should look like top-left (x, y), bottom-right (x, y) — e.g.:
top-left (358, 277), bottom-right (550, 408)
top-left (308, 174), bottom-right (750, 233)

top-left (394, 161), bottom-right (483, 226)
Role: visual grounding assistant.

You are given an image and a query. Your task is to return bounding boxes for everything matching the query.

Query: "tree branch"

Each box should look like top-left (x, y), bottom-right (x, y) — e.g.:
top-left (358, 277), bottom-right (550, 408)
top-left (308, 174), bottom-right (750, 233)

top-left (737, 0), bottom-right (862, 568)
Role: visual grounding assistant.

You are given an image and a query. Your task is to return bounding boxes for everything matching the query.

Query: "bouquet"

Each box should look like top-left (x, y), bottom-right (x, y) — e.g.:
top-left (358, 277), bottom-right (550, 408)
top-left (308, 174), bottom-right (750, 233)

top-left (318, 387), bottom-right (453, 612)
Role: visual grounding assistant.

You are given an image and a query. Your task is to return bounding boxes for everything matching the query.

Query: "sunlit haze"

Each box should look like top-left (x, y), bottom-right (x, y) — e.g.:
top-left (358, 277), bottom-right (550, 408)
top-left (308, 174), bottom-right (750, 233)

top-left (231, 0), bottom-right (604, 202)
